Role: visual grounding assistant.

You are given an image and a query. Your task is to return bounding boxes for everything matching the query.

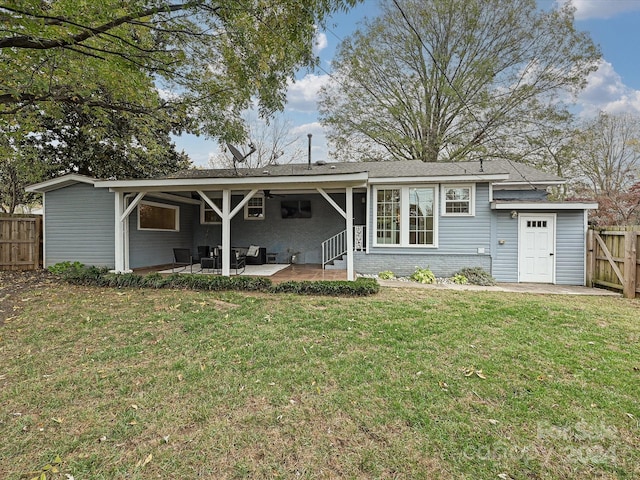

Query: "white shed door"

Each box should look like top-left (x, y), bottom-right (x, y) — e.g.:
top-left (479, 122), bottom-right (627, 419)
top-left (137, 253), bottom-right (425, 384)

top-left (519, 214), bottom-right (555, 283)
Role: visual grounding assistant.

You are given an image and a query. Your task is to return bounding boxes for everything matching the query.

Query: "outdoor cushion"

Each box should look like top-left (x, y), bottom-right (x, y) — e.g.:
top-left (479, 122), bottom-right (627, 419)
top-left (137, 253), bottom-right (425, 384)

top-left (247, 245), bottom-right (260, 257)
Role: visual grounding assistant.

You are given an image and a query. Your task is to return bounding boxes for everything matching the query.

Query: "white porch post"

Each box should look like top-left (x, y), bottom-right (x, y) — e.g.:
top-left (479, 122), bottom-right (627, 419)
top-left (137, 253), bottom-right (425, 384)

top-left (114, 191), bottom-right (125, 272)
top-left (221, 189), bottom-right (231, 276)
top-left (346, 186), bottom-right (354, 281)
top-left (198, 189), bottom-right (258, 277)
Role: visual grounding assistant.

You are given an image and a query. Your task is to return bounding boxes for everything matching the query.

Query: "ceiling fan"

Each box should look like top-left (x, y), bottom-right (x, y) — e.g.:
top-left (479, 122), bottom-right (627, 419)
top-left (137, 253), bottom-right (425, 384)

top-left (263, 189), bottom-right (284, 199)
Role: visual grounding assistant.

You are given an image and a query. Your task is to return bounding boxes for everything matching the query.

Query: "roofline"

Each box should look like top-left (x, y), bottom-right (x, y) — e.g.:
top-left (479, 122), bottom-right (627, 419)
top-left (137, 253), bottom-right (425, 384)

top-left (369, 173), bottom-right (510, 184)
top-left (497, 180), bottom-right (566, 186)
top-left (25, 174), bottom-right (97, 193)
top-left (98, 171), bottom-right (370, 192)
top-left (491, 201), bottom-right (598, 210)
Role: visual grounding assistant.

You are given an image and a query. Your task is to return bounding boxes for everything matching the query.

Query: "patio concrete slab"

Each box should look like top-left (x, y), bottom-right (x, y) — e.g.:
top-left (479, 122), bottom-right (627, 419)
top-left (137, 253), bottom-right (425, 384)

top-left (377, 280), bottom-right (621, 296)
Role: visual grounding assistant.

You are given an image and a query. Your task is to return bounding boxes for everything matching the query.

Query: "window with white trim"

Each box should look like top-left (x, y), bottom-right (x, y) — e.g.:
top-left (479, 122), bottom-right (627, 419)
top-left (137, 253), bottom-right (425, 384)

top-left (442, 185), bottom-right (474, 216)
top-left (409, 187), bottom-right (435, 245)
top-left (138, 201), bottom-right (179, 231)
top-left (244, 195), bottom-right (265, 220)
top-left (374, 186), bottom-right (437, 247)
top-left (201, 198), bottom-right (222, 224)
top-left (376, 188), bottom-right (400, 244)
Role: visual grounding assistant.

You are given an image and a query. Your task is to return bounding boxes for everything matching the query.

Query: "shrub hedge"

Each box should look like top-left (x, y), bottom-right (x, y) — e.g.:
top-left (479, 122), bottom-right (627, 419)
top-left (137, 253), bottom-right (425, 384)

top-left (270, 278), bottom-right (380, 296)
top-left (48, 263), bottom-right (379, 296)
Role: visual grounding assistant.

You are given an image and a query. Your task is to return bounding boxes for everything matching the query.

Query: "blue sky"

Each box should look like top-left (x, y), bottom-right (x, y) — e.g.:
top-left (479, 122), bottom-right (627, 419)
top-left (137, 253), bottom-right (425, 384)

top-left (175, 0), bottom-right (640, 167)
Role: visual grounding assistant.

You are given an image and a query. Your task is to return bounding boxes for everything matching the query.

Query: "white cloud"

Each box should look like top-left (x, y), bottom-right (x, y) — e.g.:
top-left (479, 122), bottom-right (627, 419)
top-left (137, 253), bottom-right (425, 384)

top-left (577, 60), bottom-right (640, 116)
top-left (156, 88), bottom-right (179, 101)
top-left (557, 0), bottom-right (640, 20)
top-left (314, 31), bottom-right (328, 54)
top-left (289, 122), bottom-right (329, 161)
top-left (286, 74), bottom-right (331, 113)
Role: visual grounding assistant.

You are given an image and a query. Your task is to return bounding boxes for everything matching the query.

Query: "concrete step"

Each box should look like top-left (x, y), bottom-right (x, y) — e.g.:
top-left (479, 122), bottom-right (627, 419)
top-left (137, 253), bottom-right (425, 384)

top-left (325, 257), bottom-right (347, 270)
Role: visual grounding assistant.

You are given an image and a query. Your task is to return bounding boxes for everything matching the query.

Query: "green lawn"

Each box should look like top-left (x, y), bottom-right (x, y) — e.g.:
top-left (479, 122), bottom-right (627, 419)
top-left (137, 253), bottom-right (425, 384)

top-left (1, 283), bottom-right (638, 479)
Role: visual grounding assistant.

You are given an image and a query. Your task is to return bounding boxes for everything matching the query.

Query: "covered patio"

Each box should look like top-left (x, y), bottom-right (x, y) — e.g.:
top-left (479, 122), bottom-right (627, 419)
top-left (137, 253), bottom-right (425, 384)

top-left (134, 263), bottom-right (348, 283)
top-left (100, 166), bottom-right (369, 281)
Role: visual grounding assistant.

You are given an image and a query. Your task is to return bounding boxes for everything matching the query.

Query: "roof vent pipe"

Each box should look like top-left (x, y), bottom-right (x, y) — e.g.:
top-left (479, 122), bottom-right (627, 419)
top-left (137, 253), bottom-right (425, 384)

top-left (479, 158), bottom-right (484, 172)
top-left (307, 133), bottom-right (312, 170)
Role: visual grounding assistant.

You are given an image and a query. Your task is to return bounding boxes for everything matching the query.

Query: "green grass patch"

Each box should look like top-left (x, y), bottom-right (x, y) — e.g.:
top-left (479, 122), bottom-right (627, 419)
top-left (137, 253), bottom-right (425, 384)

top-left (1, 285), bottom-right (638, 479)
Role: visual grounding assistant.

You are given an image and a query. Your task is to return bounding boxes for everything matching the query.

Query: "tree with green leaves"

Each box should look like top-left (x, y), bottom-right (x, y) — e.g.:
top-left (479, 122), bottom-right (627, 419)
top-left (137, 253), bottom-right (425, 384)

top-left (0, 0), bottom-right (358, 211)
top-left (1, 0), bottom-right (358, 141)
top-left (0, 138), bottom-right (47, 213)
top-left (22, 104), bottom-right (192, 179)
top-left (319, 0), bottom-right (600, 163)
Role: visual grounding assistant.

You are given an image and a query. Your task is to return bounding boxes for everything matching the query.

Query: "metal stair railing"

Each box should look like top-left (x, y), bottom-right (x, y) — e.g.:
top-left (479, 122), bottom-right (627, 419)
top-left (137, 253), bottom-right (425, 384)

top-left (321, 226), bottom-right (366, 269)
top-left (322, 230), bottom-right (346, 269)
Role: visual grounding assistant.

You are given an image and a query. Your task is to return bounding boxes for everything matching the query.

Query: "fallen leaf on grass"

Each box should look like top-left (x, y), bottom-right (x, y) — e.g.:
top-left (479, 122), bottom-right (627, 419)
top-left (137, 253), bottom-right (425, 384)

top-left (463, 368), bottom-right (487, 379)
top-left (625, 413), bottom-right (635, 420)
top-left (488, 419), bottom-right (499, 425)
top-left (136, 453), bottom-right (153, 468)
top-left (51, 417), bottom-right (63, 424)
top-left (128, 420), bottom-right (138, 425)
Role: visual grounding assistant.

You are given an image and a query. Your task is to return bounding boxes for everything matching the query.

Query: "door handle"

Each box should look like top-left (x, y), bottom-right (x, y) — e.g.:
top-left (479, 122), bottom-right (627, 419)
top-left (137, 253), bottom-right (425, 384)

top-left (549, 253), bottom-right (554, 256)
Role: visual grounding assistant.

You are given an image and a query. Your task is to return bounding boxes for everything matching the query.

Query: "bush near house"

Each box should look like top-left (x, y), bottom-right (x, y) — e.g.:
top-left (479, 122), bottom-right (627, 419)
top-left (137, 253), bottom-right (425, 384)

top-left (454, 267), bottom-right (496, 286)
top-left (410, 266), bottom-right (436, 284)
top-left (48, 263), bottom-right (379, 296)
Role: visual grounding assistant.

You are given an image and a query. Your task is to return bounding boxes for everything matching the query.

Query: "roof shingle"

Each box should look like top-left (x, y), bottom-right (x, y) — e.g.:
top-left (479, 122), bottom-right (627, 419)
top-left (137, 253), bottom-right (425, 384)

top-left (165, 159), bottom-right (563, 184)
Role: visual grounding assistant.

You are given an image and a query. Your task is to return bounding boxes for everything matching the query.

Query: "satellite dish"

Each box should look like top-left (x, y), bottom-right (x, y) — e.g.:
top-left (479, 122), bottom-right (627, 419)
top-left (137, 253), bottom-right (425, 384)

top-left (226, 143), bottom-right (256, 163)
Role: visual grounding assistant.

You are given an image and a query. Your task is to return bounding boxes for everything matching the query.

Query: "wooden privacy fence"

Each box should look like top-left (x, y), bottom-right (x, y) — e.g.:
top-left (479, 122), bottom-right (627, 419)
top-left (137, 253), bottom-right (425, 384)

top-left (0, 214), bottom-right (42, 271)
top-left (586, 226), bottom-right (640, 298)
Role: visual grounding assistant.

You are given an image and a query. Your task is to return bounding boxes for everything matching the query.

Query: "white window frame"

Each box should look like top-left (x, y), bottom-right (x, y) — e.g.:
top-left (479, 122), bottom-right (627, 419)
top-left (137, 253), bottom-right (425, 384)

top-left (373, 185), bottom-right (438, 248)
top-left (244, 195), bottom-right (265, 220)
top-left (441, 184), bottom-right (475, 216)
top-left (200, 198), bottom-right (222, 225)
top-left (137, 200), bottom-right (180, 232)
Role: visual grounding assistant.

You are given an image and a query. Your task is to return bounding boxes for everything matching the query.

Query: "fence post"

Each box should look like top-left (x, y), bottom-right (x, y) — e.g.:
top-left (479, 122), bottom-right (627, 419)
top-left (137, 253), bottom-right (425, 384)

top-left (35, 215), bottom-right (42, 269)
top-left (623, 231), bottom-right (637, 299)
top-left (586, 228), bottom-right (594, 287)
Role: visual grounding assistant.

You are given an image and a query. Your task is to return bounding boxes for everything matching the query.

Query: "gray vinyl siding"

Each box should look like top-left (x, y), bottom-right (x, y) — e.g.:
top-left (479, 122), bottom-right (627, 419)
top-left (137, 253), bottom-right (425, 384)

top-left (493, 189), bottom-right (548, 201)
top-left (492, 210), bottom-right (519, 282)
top-left (43, 183), bottom-right (115, 268)
top-left (129, 200), bottom-right (194, 268)
top-left (356, 183), bottom-right (493, 277)
top-left (492, 209), bottom-right (587, 285)
top-left (438, 183), bottom-right (491, 255)
top-left (555, 210), bottom-right (586, 285)
top-left (193, 193), bottom-right (354, 264)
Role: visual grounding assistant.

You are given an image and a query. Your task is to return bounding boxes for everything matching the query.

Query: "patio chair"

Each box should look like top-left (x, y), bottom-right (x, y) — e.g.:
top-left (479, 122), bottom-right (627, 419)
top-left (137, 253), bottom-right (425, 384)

top-left (172, 248), bottom-right (196, 273)
top-left (230, 248), bottom-right (246, 274)
top-left (195, 245), bottom-right (210, 261)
